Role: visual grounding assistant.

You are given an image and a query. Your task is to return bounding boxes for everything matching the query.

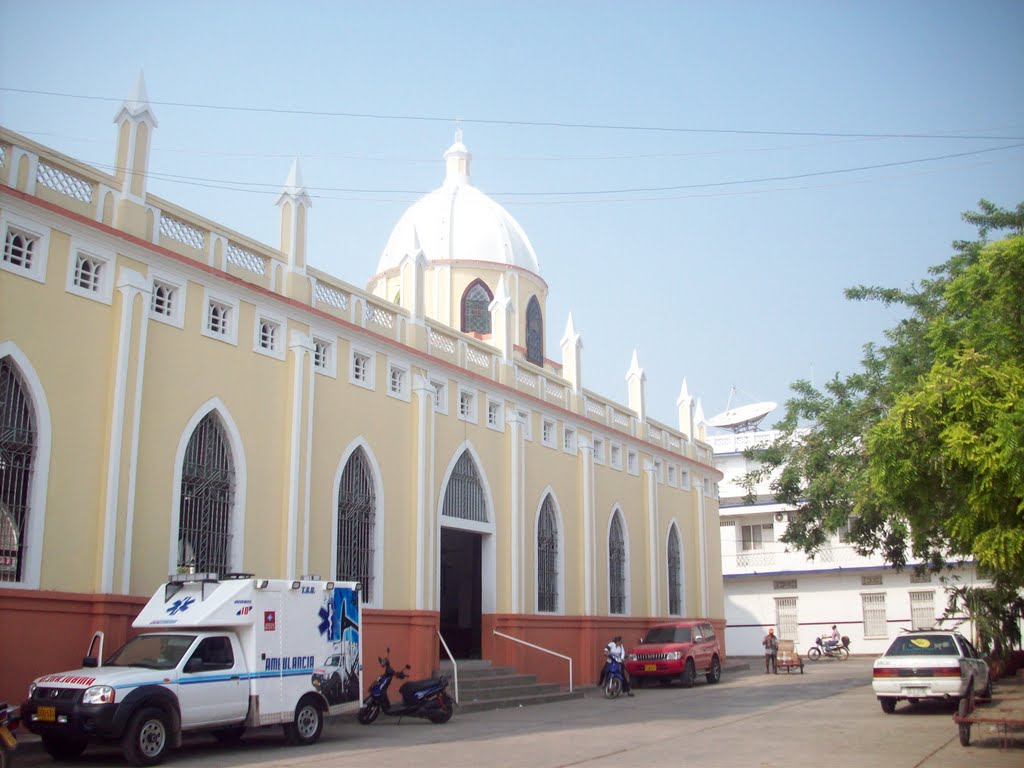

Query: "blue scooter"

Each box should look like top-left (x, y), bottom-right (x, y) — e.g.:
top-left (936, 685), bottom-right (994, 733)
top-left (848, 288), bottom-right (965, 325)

top-left (600, 655), bottom-right (628, 699)
top-left (357, 649), bottom-right (454, 725)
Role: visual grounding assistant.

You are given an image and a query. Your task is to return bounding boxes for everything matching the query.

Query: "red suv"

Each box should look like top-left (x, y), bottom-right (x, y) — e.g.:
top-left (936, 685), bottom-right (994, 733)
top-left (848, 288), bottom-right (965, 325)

top-left (625, 620), bottom-right (722, 688)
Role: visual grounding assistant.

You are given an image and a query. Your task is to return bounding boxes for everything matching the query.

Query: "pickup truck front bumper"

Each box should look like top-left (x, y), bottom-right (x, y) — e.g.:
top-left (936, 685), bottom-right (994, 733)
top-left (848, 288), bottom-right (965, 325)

top-left (22, 691), bottom-right (121, 741)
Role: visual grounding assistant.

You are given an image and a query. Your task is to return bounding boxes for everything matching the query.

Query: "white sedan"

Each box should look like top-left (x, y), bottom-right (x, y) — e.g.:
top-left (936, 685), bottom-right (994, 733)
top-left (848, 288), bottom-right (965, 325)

top-left (872, 630), bottom-right (991, 713)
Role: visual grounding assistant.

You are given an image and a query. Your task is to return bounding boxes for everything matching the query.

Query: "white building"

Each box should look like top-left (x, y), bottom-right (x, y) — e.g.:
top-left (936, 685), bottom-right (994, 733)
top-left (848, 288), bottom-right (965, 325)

top-left (713, 429), bottom-right (987, 657)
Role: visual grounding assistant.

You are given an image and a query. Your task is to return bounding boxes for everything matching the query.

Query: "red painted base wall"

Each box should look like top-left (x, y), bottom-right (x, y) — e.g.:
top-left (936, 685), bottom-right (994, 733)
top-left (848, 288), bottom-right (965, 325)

top-left (0, 589), bottom-right (727, 704)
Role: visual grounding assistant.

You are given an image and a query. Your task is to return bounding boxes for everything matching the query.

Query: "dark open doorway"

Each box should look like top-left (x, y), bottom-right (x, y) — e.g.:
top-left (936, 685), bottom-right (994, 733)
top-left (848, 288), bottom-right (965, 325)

top-left (439, 527), bottom-right (482, 659)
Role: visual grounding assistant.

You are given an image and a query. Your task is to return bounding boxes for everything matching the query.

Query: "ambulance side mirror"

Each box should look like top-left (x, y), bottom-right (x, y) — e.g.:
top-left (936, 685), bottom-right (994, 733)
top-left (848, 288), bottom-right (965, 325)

top-left (82, 656), bottom-right (98, 668)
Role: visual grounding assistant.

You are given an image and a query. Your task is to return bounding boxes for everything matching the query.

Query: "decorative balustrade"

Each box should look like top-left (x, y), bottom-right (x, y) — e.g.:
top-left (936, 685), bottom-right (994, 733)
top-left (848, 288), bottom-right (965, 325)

top-left (611, 410), bottom-right (630, 429)
top-left (313, 280), bottom-right (349, 312)
top-left (159, 213), bottom-right (205, 250)
top-left (516, 368), bottom-right (539, 393)
top-left (428, 326), bottom-right (456, 355)
top-left (464, 344), bottom-right (492, 371)
top-left (648, 424), bottom-right (664, 442)
top-left (0, 145), bottom-right (6, 167)
top-left (585, 397), bottom-right (606, 420)
top-left (226, 242), bottom-right (267, 275)
top-left (722, 543), bottom-right (871, 574)
top-left (544, 379), bottom-right (566, 404)
top-left (36, 161), bottom-right (94, 203)
top-left (364, 303), bottom-right (395, 331)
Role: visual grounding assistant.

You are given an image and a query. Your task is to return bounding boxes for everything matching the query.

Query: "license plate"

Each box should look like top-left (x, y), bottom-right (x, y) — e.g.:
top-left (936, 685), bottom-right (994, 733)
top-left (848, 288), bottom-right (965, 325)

top-left (644, 664), bottom-right (657, 672)
top-left (0, 727), bottom-right (15, 748)
top-left (903, 687), bottom-right (927, 696)
top-left (37, 705), bottom-right (56, 722)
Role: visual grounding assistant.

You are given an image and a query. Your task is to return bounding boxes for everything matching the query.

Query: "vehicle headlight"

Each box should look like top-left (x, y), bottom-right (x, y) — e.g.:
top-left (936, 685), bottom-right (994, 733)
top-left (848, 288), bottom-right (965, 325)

top-left (626, 653), bottom-right (637, 662)
top-left (666, 651), bottom-right (682, 661)
top-left (28, 682), bottom-right (37, 698)
top-left (82, 685), bottom-right (116, 705)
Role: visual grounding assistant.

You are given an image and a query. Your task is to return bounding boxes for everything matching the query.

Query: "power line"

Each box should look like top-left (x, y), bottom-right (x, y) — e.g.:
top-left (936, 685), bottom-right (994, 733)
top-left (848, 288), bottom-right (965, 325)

top-left (81, 142), bottom-right (1023, 199)
top-left (3, 86), bottom-right (1023, 141)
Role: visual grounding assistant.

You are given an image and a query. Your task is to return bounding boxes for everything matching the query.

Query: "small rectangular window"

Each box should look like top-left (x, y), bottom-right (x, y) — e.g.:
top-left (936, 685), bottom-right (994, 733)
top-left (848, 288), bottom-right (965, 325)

top-left (610, 443), bottom-right (622, 470)
top-left (655, 460), bottom-right (664, 483)
top-left (202, 291), bottom-right (241, 345)
top-left (593, 437), bottom-right (605, 464)
top-left (518, 410), bottom-right (532, 440)
top-left (149, 272), bottom-right (186, 328)
top-left (3, 226), bottom-right (36, 270)
top-left (487, 399), bottom-right (503, 430)
top-left (563, 426), bottom-right (577, 453)
top-left (2, 213), bottom-right (49, 283)
top-left (431, 379), bottom-right (448, 413)
top-left (351, 350), bottom-right (374, 388)
top-left (209, 301), bottom-right (231, 335)
top-left (862, 593), bottom-right (888, 638)
top-left (680, 468), bottom-right (690, 490)
top-left (152, 281), bottom-right (176, 317)
top-left (909, 571), bottom-right (932, 584)
top-left (387, 362), bottom-right (408, 400)
top-left (773, 579), bottom-right (798, 590)
top-left (66, 242), bottom-right (114, 304)
top-left (252, 311), bottom-right (285, 359)
top-left (909, 591), bottom-right (934, 630)
top-left (541, 418), bottom-right (556, 447)
top-left (627, 449), bottom-right (638, 475)
top-left (458, 388), bottom-right (477, 423)
top-left (668, 464), bottom-right (677, 486)
top-left (861, 574), bottom-right (883, 586)
top-left (73, 253), bottom-right (102, 292)
top-left (312, 336), bottom-right (336, 377)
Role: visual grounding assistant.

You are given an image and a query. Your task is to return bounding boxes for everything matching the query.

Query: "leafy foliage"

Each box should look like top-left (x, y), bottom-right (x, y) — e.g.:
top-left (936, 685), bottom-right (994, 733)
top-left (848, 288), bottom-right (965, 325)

top-left (745, 201), bottom-right (1024, 594)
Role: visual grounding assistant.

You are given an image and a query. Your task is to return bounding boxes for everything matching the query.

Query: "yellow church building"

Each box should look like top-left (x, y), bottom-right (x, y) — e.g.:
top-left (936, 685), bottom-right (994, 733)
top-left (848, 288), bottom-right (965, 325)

top-left (0, 74), bottom-right (724, 703)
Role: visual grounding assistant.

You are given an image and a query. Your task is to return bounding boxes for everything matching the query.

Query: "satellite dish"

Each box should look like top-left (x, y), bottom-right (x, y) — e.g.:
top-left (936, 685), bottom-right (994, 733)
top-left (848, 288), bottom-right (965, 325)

top-left (706, 401), bottom-right (777, 433)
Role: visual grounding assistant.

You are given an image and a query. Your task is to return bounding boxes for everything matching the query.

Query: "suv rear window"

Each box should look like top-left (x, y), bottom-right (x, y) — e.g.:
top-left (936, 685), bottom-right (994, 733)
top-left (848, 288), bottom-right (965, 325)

top-left (644, 626), bottom-right (692, 644)
top-left (885, 635), bottom-right (959, 656)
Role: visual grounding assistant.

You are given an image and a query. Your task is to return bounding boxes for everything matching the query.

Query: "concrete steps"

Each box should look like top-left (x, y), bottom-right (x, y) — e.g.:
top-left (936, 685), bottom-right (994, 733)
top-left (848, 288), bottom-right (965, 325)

top-left (439, 659), bottom-right (584, 713)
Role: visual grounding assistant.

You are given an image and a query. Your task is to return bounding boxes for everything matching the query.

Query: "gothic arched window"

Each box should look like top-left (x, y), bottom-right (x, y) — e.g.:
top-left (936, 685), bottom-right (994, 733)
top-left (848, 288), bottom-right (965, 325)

top-left (609, 510), bottom-right (627, 615)
top-left (537, 495), bottom-right (559, 613)
top-left (461, 279), bottom-right (493, 334)
top-left (0, 357), bottom-right (36, 584)
top-left (442, 451), bottom-right (488, 523)
top-left (668, 524), bottom-right (683, 615)
top-left (336, 447), bottom-right (376, 603)
top-left (178, 413), bottom-right (235, 574)
top-left (525, 296), bottom-right (543, 365)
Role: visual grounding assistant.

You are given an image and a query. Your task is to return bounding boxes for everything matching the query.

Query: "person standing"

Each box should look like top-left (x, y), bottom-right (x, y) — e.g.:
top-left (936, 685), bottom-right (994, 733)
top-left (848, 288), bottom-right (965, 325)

top-left (762, 628), bottom-right (779, 674)
top-left (602, 635), bottom-right (634, 696)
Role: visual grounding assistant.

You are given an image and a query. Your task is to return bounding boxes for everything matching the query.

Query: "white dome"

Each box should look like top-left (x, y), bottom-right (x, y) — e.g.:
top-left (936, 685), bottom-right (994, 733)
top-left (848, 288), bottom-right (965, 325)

top-left (374, 134), bottom-right (541, 278)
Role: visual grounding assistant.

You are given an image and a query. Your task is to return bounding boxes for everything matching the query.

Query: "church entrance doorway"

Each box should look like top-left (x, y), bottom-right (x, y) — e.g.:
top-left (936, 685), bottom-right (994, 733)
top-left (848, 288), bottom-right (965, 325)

top-left (439, 527), bottom-right (482, 659)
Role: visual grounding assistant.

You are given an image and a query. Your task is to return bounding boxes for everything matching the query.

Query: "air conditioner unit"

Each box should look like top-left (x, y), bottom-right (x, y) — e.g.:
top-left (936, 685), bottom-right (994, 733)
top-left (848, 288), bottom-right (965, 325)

top-left (774, 512), bottom-right (785, 523)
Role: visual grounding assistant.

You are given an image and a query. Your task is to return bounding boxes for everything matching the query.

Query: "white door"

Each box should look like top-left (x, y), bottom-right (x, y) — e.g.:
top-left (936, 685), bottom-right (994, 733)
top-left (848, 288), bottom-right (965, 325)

top-left (177, 635), bottom-right (249, 728)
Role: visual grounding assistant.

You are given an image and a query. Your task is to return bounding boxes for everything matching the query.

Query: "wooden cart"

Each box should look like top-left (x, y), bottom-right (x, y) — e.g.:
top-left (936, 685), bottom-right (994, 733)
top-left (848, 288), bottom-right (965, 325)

top-left (953, 675), bottom-right (1023, 748)
top-left (775, 639), bottom-right (804, 674)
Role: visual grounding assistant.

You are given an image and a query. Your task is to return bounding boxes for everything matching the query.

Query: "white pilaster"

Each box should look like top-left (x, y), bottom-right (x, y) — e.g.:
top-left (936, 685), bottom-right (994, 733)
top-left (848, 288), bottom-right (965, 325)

top-left (580, 437), bottom-right (594, 615)
top-left (508, 408), bottom-right (523, 612)
top-left (413, 374), bottom-right (433, 610)
top-left (644, 459), bottom-right (659, 615)
top-left (286, 332), bottom-right (314, 579)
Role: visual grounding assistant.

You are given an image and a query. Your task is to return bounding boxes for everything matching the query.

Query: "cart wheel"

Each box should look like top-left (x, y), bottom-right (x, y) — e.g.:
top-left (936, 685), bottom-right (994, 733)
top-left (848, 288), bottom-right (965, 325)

top-left (957, 697), bottom-right (971, 746)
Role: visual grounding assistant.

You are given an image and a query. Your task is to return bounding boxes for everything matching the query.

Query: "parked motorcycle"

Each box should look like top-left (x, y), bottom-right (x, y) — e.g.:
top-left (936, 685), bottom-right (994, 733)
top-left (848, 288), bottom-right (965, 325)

top-left (600, 655), bottom-right (627, 699)
top-left (1, 701), bottom-right (20, 768)
top-left (357, 650), bottom-right (454, 725)
top-left (807, 635), bottom-right (850, 661)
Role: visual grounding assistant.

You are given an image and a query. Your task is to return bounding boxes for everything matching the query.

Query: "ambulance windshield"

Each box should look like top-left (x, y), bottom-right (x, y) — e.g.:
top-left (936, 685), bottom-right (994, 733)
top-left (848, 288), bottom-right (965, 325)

top-left (107, 634), bottom-right (198, 670)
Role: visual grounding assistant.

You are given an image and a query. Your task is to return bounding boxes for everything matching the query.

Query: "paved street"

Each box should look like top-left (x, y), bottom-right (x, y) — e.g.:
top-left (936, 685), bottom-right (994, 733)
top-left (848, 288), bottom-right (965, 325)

top-left (14, 658), bottom-right (1022, 767)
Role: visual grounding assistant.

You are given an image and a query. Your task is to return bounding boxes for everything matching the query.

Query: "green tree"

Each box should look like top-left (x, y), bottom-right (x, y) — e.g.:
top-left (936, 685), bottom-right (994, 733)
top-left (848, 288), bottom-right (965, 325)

top-left (746, 201), bottom-right (1024, 592)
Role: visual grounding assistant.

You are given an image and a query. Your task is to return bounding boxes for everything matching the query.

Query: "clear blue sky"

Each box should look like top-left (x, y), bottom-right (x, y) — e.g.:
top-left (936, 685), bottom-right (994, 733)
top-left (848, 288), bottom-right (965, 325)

top-left (2, 1), bottom-right (1022, 428)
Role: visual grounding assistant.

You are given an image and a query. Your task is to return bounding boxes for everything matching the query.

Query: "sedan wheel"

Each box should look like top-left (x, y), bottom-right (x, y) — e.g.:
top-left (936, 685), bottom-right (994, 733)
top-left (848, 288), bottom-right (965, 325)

top-left (879, 697), bottom-right (896, 714)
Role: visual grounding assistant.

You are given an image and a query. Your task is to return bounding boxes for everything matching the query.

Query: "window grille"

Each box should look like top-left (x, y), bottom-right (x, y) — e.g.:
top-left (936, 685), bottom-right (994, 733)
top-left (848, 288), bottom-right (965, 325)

top-left (352, 352), bottom-right (370, 382)
top-left (431, 381), bottom-right (446, 410)
top-left (258, 319), bottom-right (278, 351)
top-left (336, 448), bottom-right (375, 603)
top-left (610, 444), bottom-right (622, 469)
top-left (3, 228), bottom-right (36, 270)
top-left (774, 596), bottom-right (799, 642)
top-left (909, 571), bottom-right (932, 584)
top-left (178, 413), bottom-right (234, 574)
top-left (627, 450), bottom-right (638, 474)
top-left (207, 301), bottom-right (231, 336)
top-left (152, 281), bottom-right (176, 317)
top-left (461, 280), bottom-right (493, 334)
top-left (910, 591), bottom-right (934, 630)
top-left (0, 358), bottom-right (36, 583)
top-left (861, 574), bottom-right (883, 586)
top-left (593, 438), bottom-right (605, 463)
top-left (313, 339), bottom-right (330, 371)
top-left (525, 296), bottom-right (543, 365)
top-left (773, 579), bottom-right (798, 590)
top-left (487, 401), bottom-right (501, 427)
top-left (667, 525), bottom-right (682, 615)
top-left (862, 593), bottom-right (888, 638)
top-left (537, 496), bottom-right (558, 612)
top-left (609, 512), bottom-right (626, 615)
top-left (563, 427), bottom-right (575, 452)
top-left (442, 451), bottom-right (488, 523)
top-left (459, 390), bottom-right (475, 420)
top-left (542, 419), bottom-right (555, 446)
top-left (73, 254), bottom-right (103, 293)
top-left (389, 366), bottom-right (405, 395)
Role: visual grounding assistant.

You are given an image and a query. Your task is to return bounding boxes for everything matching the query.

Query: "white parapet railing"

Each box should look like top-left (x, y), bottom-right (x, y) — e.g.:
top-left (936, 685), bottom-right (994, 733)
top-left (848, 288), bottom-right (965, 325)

top-left (437, 631), bottom-right (459, 704)
top-left (493, 630), bottom-right (573, 693)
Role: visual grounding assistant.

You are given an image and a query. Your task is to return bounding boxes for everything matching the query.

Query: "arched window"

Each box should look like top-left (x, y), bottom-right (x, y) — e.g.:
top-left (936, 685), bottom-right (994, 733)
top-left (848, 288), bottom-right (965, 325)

top-left (461, 279), bottom-right (493, 334)
top-left (442, 451), bottom-right (488, 523)
top-left (537, 495), bottom-right (559, 613)
top-left (525, 296), bottom-right (543, 365)
top-left (336, 447), bottom-right (376, 602)
top-left (668, 524), bottom-right (683, 616)
top-left (178, 413), bottom-right (235, 574)
top-left (0, 357), bottom-right (35, 584)
top-left (609, 511), bottom-right (626, 615)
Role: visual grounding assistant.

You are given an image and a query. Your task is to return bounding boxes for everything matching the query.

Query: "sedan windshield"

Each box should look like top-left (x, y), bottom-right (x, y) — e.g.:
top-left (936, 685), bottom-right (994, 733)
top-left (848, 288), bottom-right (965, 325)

top-left (644, 626), bottom-right (692, 644)
top-left (107, 634), bottom-right (197, 670)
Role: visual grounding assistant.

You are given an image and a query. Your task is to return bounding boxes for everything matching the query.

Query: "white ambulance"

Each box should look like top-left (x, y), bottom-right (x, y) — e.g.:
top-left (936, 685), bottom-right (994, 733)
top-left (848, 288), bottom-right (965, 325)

top-left (22, 574), bottom-right (361, 766)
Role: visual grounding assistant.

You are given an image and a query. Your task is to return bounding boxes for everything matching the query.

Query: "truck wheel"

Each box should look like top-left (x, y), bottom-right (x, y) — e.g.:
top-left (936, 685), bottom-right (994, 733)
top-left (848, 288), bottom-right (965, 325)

top-left (680, 659), bottom-right (696, 689)
top-left (42, 734), bottom-right (88, 761)
top-left (284, 697), bottom-right (324, 746)
top-left (123, 707), bottom-right (171, 766)
top-left (706, 656), bottom-right (722, 684)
